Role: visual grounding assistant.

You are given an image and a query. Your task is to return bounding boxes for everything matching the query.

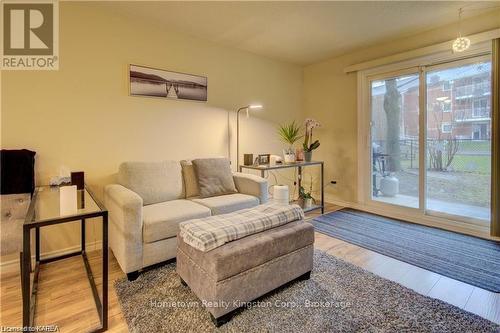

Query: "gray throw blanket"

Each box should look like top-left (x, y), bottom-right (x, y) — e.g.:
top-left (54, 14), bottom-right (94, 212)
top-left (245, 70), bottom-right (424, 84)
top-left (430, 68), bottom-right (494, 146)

top-left (179, 203), bottom-right (304, 252)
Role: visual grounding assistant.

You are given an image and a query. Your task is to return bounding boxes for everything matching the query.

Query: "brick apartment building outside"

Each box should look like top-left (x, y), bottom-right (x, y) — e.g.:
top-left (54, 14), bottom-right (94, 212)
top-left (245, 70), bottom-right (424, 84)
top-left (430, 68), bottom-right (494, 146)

top-left (371, 62), bottom-right (492, 142)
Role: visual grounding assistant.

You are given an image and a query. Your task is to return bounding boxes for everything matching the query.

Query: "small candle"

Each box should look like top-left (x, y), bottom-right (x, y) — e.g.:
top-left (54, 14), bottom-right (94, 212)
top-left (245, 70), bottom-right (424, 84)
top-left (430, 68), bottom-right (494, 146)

top-left (273, 185), bottom-right (289, 205)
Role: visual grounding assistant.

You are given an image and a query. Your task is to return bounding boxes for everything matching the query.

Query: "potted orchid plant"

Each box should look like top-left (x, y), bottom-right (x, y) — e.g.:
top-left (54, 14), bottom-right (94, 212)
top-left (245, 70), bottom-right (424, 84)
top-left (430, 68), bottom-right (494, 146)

top-left (298, 186), bottom-right (313, 209)
top-left (278, 121), bottom-right (303, 163)
top-left (303, 118), bottom-right (321, 162)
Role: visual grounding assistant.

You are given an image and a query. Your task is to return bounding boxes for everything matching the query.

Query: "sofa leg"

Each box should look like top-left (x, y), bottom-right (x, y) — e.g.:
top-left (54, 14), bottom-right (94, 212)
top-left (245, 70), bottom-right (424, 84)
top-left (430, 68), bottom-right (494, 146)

top-left (180, 278), bottom-right (187, 286)
top-left (127, 271), bottom-right (139, 281)
top-left (210, 312), bottom-right (233, 327)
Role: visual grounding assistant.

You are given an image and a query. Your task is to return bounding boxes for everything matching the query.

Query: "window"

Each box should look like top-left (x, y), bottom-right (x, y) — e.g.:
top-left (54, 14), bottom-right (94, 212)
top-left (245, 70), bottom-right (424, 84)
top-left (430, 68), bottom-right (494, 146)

top-left (443, 81), bottom-right (452, 91)
top-left (473, 98), bottom-right (488, 117)
top-left (370, 73), bottom-right (420, 208)
top-left (441, 123), bottom-right (452, 133)
top-left (474, 77), bottom-right (481, 86)
top-left (442, 102), bottom-right (452, 112)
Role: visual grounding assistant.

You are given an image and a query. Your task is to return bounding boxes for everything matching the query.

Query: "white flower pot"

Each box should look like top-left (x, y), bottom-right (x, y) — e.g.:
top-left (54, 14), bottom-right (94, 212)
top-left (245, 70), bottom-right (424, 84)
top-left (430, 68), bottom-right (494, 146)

top-left (283, 149), bottom-right (296, 164)
top-left (303, 198), bottom-right (313, 209)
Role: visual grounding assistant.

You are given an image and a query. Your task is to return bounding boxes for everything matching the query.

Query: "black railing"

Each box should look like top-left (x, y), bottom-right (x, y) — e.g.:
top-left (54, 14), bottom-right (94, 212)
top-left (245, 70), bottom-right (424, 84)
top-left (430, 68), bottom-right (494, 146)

top-left (372, 139), bottom-right (491, 173)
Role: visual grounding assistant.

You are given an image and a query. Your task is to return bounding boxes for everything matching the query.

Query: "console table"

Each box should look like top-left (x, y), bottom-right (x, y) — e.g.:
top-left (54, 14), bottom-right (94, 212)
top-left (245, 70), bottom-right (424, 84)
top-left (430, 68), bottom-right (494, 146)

top-left (21, 185), bottom-right (108, 332)
top-left (239, 161), bottom-right (324, 214)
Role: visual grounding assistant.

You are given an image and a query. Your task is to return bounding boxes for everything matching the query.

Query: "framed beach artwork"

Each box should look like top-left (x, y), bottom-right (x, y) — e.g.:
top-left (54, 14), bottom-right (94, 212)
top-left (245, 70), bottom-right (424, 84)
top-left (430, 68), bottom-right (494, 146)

top-left (129, 64), bottom-right (207, 102)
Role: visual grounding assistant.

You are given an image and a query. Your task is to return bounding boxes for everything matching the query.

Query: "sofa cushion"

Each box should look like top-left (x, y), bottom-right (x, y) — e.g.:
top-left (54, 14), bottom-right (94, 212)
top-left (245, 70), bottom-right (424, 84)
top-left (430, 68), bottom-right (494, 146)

top-left (180, 160), bottom-right (200, 198)
top-left (143, 199), bottom-right (211, 243)
top-left (177, 220), bottom-right (314, 281)
top-left (191, 193), bottom-right (259, 215)
top-left (118, 160), bottom-right (183, 205)
top-left (192, 158), bottom-right (237, 198)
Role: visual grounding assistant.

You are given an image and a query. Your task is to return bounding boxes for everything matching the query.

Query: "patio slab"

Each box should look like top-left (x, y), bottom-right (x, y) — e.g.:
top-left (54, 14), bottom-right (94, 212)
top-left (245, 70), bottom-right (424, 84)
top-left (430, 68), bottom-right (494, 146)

top-left (374, 194), bottom-right (490, 221)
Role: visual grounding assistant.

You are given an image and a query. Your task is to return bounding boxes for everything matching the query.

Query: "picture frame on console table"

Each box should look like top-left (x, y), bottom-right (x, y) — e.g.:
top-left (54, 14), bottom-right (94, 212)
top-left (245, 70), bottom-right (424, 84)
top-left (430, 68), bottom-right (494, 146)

top-left (258, 154), bottom-right (270, 165)
top-left (129, 64), bottom-right (207, 102)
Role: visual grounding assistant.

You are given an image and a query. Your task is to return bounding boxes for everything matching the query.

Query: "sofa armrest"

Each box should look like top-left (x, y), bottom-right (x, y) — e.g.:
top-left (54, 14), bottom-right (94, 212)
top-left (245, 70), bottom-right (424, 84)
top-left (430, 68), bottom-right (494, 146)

top-left (104, 184), bottom-right (144, 273)
top-left (233, 172), bottom-right (268, 204)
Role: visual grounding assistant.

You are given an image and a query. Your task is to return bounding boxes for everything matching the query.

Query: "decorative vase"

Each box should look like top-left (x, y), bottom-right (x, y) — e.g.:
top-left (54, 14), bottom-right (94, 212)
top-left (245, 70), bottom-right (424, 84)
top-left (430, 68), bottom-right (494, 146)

top-left (304, 198), bottom-right (313, 209)
top-left (296, 148), bottom-right (304, 162)
top-left (304, 151), bottom-right (313, 162)
top-left (243, 154), bottom-right (254, 166)
top-left (283, 148), bottom-right (296, 164)
top-left (298, 197), bottom-right (313, 209)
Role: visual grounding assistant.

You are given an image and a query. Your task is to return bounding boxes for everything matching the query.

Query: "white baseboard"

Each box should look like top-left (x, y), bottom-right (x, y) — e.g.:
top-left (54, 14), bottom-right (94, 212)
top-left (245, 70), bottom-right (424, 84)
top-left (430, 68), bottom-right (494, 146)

top-left (324, 194), bottom-right (357, 209)
top-left (0, 241), bottom-right (103, 275)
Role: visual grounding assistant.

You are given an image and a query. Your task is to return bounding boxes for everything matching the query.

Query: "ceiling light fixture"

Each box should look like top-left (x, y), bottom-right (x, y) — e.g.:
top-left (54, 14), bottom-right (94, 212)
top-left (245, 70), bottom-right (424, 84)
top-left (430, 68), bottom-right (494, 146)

top-left (452, 8), bottom-right (471, 53)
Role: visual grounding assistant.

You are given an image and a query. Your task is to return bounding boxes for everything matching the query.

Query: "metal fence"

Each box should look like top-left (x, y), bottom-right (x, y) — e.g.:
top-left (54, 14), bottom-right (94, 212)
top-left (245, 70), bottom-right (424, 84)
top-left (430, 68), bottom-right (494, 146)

top-left (373, 139), bottom-right (491, 174)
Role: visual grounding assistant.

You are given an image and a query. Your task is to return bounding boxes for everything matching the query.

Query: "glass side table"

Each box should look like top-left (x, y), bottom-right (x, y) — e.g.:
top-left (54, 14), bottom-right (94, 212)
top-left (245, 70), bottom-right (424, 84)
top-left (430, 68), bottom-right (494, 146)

top-left (239, 161), bottom-right (325, 214)
top-left (21, 185), bottom-right (108, 332)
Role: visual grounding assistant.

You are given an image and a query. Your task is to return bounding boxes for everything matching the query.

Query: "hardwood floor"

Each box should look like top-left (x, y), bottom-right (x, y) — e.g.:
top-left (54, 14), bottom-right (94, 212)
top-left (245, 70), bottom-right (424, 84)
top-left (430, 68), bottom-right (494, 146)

top-left (1, 203), bottom-right (498, 332)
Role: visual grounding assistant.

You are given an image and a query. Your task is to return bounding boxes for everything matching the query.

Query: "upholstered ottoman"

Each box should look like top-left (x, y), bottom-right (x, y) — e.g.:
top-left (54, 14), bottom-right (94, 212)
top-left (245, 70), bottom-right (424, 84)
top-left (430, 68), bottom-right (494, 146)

top-left (177, 219), bottom-right (314, 326)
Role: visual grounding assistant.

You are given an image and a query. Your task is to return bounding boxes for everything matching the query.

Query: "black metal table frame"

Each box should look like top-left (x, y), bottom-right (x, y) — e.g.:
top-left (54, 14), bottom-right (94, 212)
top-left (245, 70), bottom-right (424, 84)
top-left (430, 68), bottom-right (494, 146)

top-left (21, 186), bottom-right (108, 332)
top-left (239, 161), bottom-right (324, 214)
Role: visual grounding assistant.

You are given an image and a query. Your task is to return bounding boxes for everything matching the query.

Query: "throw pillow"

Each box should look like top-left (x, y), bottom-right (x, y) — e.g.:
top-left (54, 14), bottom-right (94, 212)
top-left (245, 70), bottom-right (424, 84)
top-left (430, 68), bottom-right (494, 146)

top-left (180, 160), bottom-right (200, 198)
top-left (192, 158), bottom-right (237, 198)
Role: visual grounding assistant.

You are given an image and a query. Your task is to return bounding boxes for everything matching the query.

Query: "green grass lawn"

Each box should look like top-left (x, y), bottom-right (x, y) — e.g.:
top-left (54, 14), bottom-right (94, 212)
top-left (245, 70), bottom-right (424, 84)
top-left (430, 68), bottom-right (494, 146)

top-left (395, 170), bottom-right (490, 208)
top-left (457, 140), bottom-right (491, 152)
top-left (449, 155), bottom-right (491, 174)
top-left (400, 155), bottom-right (491, 174)
top-left (380, 141), bottom-right (491, 207)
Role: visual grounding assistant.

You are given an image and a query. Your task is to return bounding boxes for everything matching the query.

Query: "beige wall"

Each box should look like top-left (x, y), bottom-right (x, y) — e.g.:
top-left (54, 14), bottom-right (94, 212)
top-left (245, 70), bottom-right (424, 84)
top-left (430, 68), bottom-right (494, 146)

top-left (303, 9), bottom-right (500, 204)
top-left (1, 3), bottom-right (302, 258)
top-left (2, 3), bottom-right (498, 261)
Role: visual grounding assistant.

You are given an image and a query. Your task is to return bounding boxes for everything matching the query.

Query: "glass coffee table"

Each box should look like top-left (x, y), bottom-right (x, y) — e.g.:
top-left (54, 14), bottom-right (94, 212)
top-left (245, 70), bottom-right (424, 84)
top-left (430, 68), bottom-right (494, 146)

top-left (21, 185), bottom-right (108, 332)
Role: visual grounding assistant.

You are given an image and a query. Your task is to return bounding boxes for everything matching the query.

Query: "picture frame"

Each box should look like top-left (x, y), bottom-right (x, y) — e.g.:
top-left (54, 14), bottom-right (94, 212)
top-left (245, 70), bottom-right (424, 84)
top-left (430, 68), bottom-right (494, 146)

top-left (129, 64), bottom-right (207, 102)
top-left (258, 154), bottom-right (271, 165)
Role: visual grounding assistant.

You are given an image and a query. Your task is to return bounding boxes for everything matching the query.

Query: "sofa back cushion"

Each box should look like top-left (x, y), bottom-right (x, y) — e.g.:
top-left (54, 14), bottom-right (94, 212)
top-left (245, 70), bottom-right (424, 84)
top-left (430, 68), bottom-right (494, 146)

top-left (118, 161), bottom-right (183, 205)
top-left (180, 160), bottom-right (200, 198)
top-left (192, 158), bottom-right (237, 198)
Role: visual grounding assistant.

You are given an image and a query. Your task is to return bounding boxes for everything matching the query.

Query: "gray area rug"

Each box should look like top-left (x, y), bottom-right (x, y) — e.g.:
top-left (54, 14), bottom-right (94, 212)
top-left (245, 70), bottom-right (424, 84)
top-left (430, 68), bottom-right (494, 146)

top-left (115, 251), bottom-right (499, 332)
top-left (313, 209), bottom-right (500, 292)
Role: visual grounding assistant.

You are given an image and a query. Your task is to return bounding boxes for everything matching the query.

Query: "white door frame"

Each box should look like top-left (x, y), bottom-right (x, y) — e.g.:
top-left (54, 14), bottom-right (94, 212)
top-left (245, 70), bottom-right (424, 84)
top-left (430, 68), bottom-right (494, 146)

top-left (356, 43), bottom-right (492, 235)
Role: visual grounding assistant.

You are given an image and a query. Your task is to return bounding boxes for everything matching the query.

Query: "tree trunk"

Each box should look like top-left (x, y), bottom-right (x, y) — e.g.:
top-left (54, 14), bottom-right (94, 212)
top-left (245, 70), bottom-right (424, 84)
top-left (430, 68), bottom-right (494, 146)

top-left (383, 79), bottom-right (402, 172)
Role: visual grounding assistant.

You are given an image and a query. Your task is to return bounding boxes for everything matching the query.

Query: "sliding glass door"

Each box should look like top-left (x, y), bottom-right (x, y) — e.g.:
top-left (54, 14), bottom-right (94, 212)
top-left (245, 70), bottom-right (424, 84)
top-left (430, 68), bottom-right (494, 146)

top-left (368, 55), bottom-right (492, 224)
top-left (425, 58), bottom-right (492, 221)
top-left (370, 72), bottom-right (420, 208)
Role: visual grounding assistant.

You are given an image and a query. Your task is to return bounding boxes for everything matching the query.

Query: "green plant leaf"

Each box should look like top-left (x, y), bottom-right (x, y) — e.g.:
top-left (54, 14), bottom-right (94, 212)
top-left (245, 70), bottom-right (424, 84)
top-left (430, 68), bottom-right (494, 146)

top-left (309, 140), bottom-right (320, 151)
top-left (277, 121), bottom-right (303, 145)
top-left (298, 186), bottom-right (312, 199)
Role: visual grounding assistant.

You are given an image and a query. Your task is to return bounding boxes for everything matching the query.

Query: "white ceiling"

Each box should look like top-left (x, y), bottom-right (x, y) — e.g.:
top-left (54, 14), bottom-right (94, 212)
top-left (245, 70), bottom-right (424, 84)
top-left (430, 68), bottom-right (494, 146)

top-left (107, 1), bottom-right (499, 65)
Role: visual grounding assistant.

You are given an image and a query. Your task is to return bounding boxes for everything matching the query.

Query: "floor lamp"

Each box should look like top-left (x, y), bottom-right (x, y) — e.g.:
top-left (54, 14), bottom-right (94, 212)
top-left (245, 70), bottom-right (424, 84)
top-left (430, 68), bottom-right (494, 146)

top-left (236, 104), bottom-right (263, 170)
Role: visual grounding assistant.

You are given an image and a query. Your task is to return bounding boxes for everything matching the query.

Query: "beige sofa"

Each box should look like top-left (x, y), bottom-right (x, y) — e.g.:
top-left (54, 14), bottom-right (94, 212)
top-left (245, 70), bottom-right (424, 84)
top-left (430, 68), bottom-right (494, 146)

top-left (104, 160), bottom-right (268, 280)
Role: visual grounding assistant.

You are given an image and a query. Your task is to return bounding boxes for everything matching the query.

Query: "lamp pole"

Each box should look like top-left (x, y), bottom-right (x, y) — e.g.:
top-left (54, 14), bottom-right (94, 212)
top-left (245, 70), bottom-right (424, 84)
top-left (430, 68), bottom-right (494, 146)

top-left (235, 104), bottom-right (263, 171)
top-left (236, 106), bottom-right (248, 171)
